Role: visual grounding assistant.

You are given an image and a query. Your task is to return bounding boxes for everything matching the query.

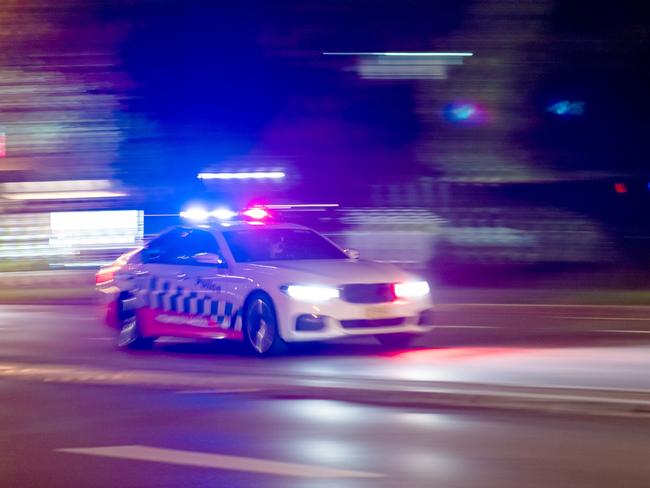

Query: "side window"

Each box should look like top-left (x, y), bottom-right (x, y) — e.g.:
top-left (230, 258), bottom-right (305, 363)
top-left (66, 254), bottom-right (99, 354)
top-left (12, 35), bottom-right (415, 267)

top-left (144, 229), bottom-right (182, 265)
top-left (182, 230), bottom-right (222, 266)
top-left (145, 229), bottom-right (221, 266)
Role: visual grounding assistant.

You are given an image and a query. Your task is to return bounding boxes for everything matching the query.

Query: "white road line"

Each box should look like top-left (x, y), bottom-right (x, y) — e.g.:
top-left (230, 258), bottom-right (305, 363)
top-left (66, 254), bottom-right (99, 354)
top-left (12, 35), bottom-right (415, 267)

top-left (552, 316), bottom-right (650, 321)
top-left (601, 330), bottom-right (650, 335)
top-left (443, 304), bottom-right (650, 310)
top-left (56, 445), bottom-right (384, 479)
top-left (434, 325), bottom-right (502, 329)
top-left (174, 388), bottom-right (261, 394)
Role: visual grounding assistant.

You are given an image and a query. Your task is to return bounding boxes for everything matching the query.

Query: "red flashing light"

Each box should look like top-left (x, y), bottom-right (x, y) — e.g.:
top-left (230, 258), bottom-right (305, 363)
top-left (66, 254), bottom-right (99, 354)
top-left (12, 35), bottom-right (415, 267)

top-left (242, 207), bottom-right (269, 220)
top-left (614, 182), bottom-right (628, 194)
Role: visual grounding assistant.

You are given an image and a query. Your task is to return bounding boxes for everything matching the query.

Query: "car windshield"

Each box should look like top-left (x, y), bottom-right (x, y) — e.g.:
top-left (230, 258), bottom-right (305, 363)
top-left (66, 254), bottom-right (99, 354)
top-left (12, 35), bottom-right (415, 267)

top-left (222, 228), bottom-right (347, 262)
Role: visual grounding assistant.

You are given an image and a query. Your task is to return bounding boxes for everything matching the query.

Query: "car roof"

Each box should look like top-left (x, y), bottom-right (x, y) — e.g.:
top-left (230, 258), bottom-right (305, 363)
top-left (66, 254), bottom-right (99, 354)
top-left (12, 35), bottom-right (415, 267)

top-left (195, 221), bottom-right (310, 233)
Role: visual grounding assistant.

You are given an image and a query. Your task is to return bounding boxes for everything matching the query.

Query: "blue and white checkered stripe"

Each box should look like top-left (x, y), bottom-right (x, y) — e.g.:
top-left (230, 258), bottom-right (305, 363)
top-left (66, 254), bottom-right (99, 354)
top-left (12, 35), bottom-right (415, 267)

top-left (139, 277), bottom-right (242, 331)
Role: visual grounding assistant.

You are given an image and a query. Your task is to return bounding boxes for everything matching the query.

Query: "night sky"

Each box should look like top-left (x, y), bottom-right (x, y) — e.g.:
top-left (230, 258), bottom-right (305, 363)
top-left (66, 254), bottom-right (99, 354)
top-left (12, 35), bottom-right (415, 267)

top-left (105, 0), bottom-right (469, 195)
top-left (3, 1), bottom-right (647, 205)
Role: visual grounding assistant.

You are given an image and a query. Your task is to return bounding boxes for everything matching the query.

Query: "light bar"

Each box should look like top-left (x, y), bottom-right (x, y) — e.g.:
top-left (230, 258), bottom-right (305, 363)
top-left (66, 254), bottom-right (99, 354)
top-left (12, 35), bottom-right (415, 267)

top-left (210, 208), bottom-right (236, 220)
top-left (323, 52), bottom-right (473, 57)
top-left (242, 207), bottom-right (269, 220)
top-left (198, 171), bottom-right (285, 180)
top-left (180, 207), bottom-right (209, 222)
top-left (180, 207), bottom-right (248, 221)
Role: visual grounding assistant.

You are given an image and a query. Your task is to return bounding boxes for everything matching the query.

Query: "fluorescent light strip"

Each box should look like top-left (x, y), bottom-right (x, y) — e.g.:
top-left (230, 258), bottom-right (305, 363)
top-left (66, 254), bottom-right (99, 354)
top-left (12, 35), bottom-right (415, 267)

top-left (3, 191), bottom-right (126, 200)
top-left (1, 179), bottom-right (112, 193)
top-left (197, 172), bottom-right (285, 180)
top-left (49, 261), bottom-right (115, 268)
top-left (323, 52), bottom-right (473, 57)
top-left (263, 204), bottom-right (339, 209)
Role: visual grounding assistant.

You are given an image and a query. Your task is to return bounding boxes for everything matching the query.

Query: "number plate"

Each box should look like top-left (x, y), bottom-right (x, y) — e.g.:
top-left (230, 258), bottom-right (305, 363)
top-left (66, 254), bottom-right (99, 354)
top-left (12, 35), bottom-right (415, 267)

top-left (364, 305), bottom-right (394, 319)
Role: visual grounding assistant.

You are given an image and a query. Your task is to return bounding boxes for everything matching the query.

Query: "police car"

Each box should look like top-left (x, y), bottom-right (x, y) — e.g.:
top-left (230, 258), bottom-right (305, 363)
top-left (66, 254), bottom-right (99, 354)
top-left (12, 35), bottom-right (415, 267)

top-left (96, 212), bottom-right (434, 355)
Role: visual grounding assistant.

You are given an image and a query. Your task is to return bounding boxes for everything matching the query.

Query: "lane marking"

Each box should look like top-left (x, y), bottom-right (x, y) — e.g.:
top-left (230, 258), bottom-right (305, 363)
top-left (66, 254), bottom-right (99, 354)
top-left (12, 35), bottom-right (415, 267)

top-left (601, 330), bottom-right (650, 335)
top-left (0, 362), bottom-right (257, 391)
top-left (434, 325), bottom-right (502, 329)
top-left (174, 388), bottom-right (261, 394)
top-left (1, 359), bottom-right (649, 397)
top-left (442, 303), bottom-right (650, 310)
top-left (56, 445), bottom-right (384, 479)
top-left (552, 316), bottom-right (650, 321)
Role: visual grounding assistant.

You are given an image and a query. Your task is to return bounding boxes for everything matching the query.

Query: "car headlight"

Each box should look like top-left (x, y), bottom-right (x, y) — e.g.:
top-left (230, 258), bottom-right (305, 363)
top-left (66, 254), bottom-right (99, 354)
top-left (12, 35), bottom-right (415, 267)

top-left (394, 281), bottom-right (430, 299)
top-left (281, 285), bottom-right (340, 302)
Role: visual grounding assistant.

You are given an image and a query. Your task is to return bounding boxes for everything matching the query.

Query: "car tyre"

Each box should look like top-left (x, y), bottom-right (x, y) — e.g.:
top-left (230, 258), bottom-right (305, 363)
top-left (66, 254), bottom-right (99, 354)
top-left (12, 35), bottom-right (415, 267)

top-left (116, 296), bottom-right (154, 350)
top-left (375, 333), bottom-right (419, 349)
top-left (244, 294), bottom-right (286, 356)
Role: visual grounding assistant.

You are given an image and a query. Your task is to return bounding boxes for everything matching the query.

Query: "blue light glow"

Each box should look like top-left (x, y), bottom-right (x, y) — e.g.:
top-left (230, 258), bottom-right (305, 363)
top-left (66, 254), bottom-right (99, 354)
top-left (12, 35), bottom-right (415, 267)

top-left (180, 207), bottom-right (209, 222)
top-left (210, 208), bottom-right (236, 220)
top-left (443, 102), bottom-right (485, 124)
top-left (547, 101), bottom-right (585, 116)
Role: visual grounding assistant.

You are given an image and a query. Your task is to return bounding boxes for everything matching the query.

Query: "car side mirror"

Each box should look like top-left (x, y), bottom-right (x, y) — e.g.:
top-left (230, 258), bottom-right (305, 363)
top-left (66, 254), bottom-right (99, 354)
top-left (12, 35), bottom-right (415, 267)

top-left (192, 252), bottom-right (227, 267)
top-left (344, 248), bottom-right (360, 260)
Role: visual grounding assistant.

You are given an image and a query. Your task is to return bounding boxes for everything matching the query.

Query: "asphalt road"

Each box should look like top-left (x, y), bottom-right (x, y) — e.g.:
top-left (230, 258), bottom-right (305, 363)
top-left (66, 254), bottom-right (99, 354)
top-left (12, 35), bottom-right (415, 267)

top-left (2, 379), bottom-right (650, 488)
top-left (2, 303), bottom-right (650, 487)
top-left (1, 304), bottom-right (650, 391)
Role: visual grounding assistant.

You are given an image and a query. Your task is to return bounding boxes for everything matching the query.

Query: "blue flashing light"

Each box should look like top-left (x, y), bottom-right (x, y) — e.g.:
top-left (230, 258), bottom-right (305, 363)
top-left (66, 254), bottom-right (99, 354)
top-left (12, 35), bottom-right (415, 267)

top-left (180, 207), bottom-right (209, 222)
top-left (451, 104), bottom-right (476, 120)
top-left (443, 102), bottom-right (485, 125)
top-left (210, 208), bottom-right (236, 220)
top-left (547, 100), bottom-right (585, 116)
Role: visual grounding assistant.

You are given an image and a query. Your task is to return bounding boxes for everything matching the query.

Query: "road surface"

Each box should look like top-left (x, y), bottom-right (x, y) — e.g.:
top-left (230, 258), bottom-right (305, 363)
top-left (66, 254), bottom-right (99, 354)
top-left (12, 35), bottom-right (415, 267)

top-left (1, 304), bottom-right (650, 391)
top-left (2, 379), bottom-right (650, 488)
top-left (2, 303), bottom-right (650, 487)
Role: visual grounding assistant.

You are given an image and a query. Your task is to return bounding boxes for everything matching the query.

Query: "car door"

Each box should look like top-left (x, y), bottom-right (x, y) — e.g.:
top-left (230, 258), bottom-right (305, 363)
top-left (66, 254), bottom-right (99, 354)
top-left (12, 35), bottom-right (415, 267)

top-left (179, 229), bottom-right (243, 338)
top-left (138, 228), bottom-right (190, 313)
top-left (136, 228), bottom-right (229, 338)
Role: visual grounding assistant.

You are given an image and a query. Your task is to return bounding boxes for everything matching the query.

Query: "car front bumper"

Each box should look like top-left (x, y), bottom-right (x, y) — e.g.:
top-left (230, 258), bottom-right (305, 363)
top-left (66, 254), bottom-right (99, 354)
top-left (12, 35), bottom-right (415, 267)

top-left (273, 294), bottom-right (435, 342)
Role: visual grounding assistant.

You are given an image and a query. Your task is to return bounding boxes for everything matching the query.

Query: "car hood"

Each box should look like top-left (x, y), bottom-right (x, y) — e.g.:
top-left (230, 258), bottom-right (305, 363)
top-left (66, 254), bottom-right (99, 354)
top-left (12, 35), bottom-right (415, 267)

top-left (239, 259), bottom-right (420, 286)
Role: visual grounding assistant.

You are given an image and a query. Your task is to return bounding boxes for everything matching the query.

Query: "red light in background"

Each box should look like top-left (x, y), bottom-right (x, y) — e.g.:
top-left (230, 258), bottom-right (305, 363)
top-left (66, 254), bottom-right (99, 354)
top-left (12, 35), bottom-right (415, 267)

top-left (242, 207), bottom-right (269, 220)
top-left (614, 182), bottom-right (628, 194)
top-left (0, 133), bottom-right (5, 157)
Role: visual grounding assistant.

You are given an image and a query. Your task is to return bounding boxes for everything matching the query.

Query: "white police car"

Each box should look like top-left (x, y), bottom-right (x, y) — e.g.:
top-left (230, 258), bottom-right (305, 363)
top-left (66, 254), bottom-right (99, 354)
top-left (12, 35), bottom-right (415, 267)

top-left (97, 219), bottom-right (434, 355)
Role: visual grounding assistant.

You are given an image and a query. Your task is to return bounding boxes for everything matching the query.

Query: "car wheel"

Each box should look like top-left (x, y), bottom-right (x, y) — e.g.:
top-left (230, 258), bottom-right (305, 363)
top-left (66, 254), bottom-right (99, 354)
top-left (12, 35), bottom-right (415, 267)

top-left (116, 296), bottom-right (154, 350)
top-left (375, 333), bottom-right (419, 349)
top-left (244, 295), bottom-right (286, 355)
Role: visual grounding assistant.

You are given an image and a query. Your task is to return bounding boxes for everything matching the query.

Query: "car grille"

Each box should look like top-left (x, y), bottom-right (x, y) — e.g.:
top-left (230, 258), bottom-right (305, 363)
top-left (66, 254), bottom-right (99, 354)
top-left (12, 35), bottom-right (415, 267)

top-left (340, 283), bottom-right (395, 304)
top-left (340, 317), bottom-right (407, 329)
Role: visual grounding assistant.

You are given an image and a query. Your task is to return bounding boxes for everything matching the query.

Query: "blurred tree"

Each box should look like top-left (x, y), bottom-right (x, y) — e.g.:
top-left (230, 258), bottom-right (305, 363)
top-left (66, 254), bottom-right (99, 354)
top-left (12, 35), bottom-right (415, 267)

top-left (415, 0), bottom-right (554, 183)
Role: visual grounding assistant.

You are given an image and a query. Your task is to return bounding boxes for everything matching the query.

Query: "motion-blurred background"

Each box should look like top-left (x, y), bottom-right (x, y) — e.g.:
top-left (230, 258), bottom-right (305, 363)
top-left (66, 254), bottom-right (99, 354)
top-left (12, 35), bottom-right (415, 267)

top-left (1, 0), bottom-right (648, 290)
